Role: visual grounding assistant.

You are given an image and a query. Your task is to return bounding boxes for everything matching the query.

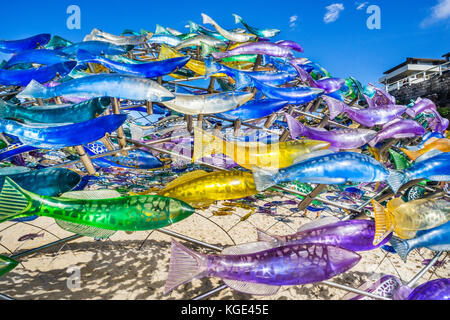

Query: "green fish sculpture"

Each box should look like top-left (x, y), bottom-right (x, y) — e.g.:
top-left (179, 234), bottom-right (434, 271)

top-left (0, 177), bottom-right (195, 233)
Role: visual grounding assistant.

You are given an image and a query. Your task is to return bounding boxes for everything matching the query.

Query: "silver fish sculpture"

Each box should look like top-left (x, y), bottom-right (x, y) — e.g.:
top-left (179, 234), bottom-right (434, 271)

top-left (201, 13), bottom-right (257, 43)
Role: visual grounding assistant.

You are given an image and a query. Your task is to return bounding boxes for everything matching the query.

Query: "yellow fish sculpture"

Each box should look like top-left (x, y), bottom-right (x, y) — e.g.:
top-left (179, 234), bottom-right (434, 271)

top-left (371, 198), bottom-right (450, 245)
top-left (156, 170), bottom-right (258, 208)
top-left (401, 138), bottom-right (450, 161)
top-left (193, 127), bottom-right (330, 170)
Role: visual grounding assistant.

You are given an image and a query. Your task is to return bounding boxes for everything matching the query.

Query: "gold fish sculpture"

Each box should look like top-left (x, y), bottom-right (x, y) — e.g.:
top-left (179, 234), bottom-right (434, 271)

top-left (154, 170), bottom-right (259, 208)
top-left (193, 127), bottom-right (330, 170)
top-left (401, 138), bottom-right (450, 161)
top-left (372, 198), bottom-right (450, 245)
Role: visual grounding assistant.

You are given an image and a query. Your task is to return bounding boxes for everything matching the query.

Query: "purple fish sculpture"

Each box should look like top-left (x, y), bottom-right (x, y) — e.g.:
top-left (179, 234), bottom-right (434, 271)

top-left (257, 219), bottom-right (391, 252)
top-left (407, 279), bottom-right (450, 300)
top-left (275, 40), bottom-right (304, 53)
top-left (368, 119), bottom-right (426, 147)
top-left (212, 41), bottom-right (294, 60)
top-left (367, 84), bottom-right (396, 106)
top-left (285, 113), bottom-right (376, 150)
top-left (291, 63), bottom-right (344, 94)
top-left (405, 97), bottom-right (437, 118)
top-left (323, 96), bottom-right (407, 127)
top-left (425, 108), bottom-right (449, 134)
top-left (164, 239), bottom-right (361, 295)
top-left (341, 275), bottom-right (410, 300)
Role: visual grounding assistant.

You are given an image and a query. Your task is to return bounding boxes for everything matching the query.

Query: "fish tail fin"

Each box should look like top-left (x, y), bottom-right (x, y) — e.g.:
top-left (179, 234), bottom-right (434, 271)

top-left (188, 21), bottom-right (199, 33)
top-left (232, 14), bottom-right (243, 24)
top-left (284, 113), bottom-right (306, 139)
top-left (0, 255), bottom-right (19, 277)
top-left (17, 80), bottom-right (50, 99)
top-left (164, 239), bottom-right (207, 294)
top-left (386, 169), bottom-right (408, 195)
top-left (323, 96), bottom-right (347, 120)
top-left (201, 13), bottom-right (214, 26)
top-left (201, 42), bottom-right (216, 59)
top-left (0, 177), bottom-right (32, 223)
top-left (368, 135), bottom-right (380, 148)
top-left (234, 72), bottom-right (253, 90)
top-left (193, 127), bottom-right (224, 162)
top-left (371, 199), bottom-right (392, 246)
top-left (204, 57), bottom-right (221, 78)
top-left (256, 228), bottom-right (282, 247)
top-left (389, 236), bottom-right (410, 262)
top-left (401, 148), bottom-right (420, 161)
top-left (251, 166), bottom-right (279, 192)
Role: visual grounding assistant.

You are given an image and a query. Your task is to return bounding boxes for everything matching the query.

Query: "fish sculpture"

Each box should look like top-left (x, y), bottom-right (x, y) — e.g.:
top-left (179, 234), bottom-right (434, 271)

top-left (0, 142), bottom-right (38, 161)
top-left (0, 114), bottom-right (127, 149)
top-left (341, 275), bottom-right (407, 300)
top-left (290, 63), bottom-right (344, 94)
top-left (3, 49), bottom-right (73, 68)
top-left (187, 21), bottom-right (229, 42)
top-left (217, 99), bottom-right (289, 121)
top-left (250, 78), bottom-right (324, 104)
top-left (252, 152), bottom-right (391, 192)
top-left (45, 35), bottom-right (73, 50)
top-left (232, 14), bottom-right (281, 38)
top-left (212, 41), bottom-right (293, 60)
top-left (161, 91), bottom-right (253, 115)
top-left (18, 74), bottom-right (175, 101)
top-left (387, 151), bottom-right (450, 194)
top-left (257, 219), bottom-right (391, 251)
top-left (405, 97), bottom-right (437, 118)
top-left (323, 96), bottom-right (407, 127)
top-left (406, 279), bottom-right (450, 300)
top-left (276, 40), bottom-right (304, 53)
top-left (0, 167), bottom-right (81, 196)
top-left (84, 142), bottom-right (163, 169)
top-left (388, 149), bottom-right (411, 170)
top-left (175, 35), bottom-right (226, 51)
top-left (147, 34), bottom-right (182, 47)
top-left (193, 127), bottom-right (331, 170)
top-left (152, 170), bottom-right (258, 208)
top-left (401, 138), bottom-right (450, 161)
top-left (285, 113), bottom-right (377, 150)
top-left (371, 198), bottom-right (449, 245)
top-left (0, 97), bottom-right (110, 124)
top-left (389, 221), bottom-right (450, 261)
top-left (205, 59), bottom-right (297, 88)
top-left (76, 50), bottom-right (190, 78)
top-left (0, 34), bottom-right (51, 53)
top-left (0, 255), bottom-right (18, 277)
top-left (0, 61), bottom-right (77, 86)
top-left (60, 40), bottom-right (131, 56)
top-left (18, 232), bottom-right (45, 242)
top-left (368, 119), bottom-right (426, 148)
top-left (84, 28), bottom-right (147, 46)
top-left (164, 239), bottom-right (361, 295)
top-left (201, 13), bottom-right (257, 43)
top-left (0, 177), bottom-right (195, 232)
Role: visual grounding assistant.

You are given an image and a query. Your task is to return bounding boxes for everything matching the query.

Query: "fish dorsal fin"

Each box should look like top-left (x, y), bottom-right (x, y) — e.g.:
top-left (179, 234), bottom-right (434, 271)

top-left (0, 167), bottom-right (32, 176)
top-left (55, 219), bottom-right (116, 239)
top-left (162, 170), bottom-right (210, 191)
top-left (221, 241), bottom-right (280, 296)
top-left (414, 149), bottom-right (443, 163)
top-left (292, 150), bottom-right (335, 165)
top-left (297, 216), bottom-right (340, 232)
top-left (387, 198), bottom-right (405, 212)
top-left (0, 254), bottom-right (19, 277)
top-left (221, 241), bottom-right (274, 255)
top-left (60, 190), bottom-right (121, 200)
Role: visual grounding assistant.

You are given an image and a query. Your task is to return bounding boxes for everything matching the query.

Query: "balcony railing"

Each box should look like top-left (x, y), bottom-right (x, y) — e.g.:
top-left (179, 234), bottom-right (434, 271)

top-left (382, 61), bottom-right (450, 92)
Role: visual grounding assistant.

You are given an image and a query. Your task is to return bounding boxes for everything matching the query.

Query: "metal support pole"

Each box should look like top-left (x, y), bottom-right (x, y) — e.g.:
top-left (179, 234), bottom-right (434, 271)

top-left (111, 97), bottom-right (128, 152)
top-left (146, 101), bottom-right (154, 115)
top-left (406, 251), bottom-right (444, 288)
top-left (298, 184), bottom-right (327, 211)
top-left (10, 235), bottom-right (83, 260)
top-left (185, 115), bottom-right (193, 133)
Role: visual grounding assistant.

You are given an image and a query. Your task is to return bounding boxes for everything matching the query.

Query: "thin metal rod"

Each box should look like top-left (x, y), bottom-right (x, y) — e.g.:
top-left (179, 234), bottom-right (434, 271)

top-left (0, 293), bottom-right (14, 300)
top-left (407, 251), bottom-right (444, 288)
top-left (157, 229), bottom-right (223, 252)
top-left (192, 285), bottom-right (228, 300)
top-left (320, 280), bottom-right (390, 300)
top-left (10, 235), bottom-right (83, 260)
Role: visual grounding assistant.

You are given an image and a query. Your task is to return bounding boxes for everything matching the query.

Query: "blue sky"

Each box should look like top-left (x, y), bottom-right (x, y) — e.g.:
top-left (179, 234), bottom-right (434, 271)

top-left (0, 0), bottom-right (449, 85)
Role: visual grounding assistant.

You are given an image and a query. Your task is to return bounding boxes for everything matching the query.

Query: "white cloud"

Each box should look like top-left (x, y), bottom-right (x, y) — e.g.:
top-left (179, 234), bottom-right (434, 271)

top-left (421, 0), bottom-right (450, 27)
top-left (356, 2), bottom-right (368, 10)
top-left (289, 15), bottom-right (298, 28)
top-left (324, 3), bottom-right (345, 23)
